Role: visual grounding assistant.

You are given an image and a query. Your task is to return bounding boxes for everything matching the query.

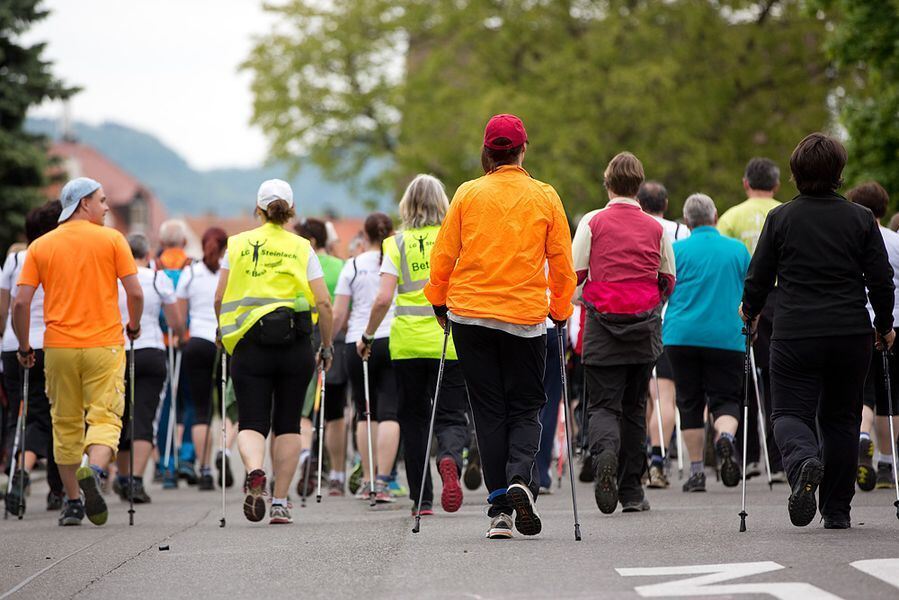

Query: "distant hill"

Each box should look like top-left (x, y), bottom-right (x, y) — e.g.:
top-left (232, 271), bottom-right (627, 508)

top-left (25, 117), bottom-right (390, 217)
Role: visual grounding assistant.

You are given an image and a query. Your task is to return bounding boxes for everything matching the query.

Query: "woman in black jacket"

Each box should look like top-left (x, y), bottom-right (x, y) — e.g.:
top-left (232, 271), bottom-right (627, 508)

top-left (741, 132), bottom-right (895, 530)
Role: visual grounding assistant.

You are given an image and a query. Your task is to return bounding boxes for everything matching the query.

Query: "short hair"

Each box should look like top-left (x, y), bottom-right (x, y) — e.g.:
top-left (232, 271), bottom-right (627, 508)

top-left (744, 158), bottom-right (780, 192)
top-left (889, 212), bottom-right (899, 232)
top-left (158, 219), bottom-right (189, 248)
top-left (789, 133), bottom-right (847, 195)
top-left (25, 200), bottom-right (62, 243)
top-left (604, 152), bottom-right (645, 198)
top-left (847, 181), bottom-right (890, 219)
top-left (294, 218), bottom-right (328, 249)
top-left (683, 193), bottom-right (717, 228)
top-left (481, 143), bottom-right (525, 174)
top-left (399, 174), bottom-right (449, 229)
top-left (636, 181), bottom-right (668, 214)
top-left (127, 233), bottom-right (150, 260)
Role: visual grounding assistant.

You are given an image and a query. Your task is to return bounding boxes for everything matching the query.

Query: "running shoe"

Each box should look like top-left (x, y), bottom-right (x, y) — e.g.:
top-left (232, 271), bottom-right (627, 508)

top-left (578, 454), bottom-right (595, 483)
top-left (538, 486), bottom-right (554, 496)
top-left (243, 469), bottom-right (268, 523)
top-left (857, 437), bottom-right (876, 491)
top-left (788, 457), bottom-right (824, 527)
top-left (771, 471), bottom-right (788, 484)
top-left (485, 513), bottom-right (513, 539)
top-left (593, 450), bottom-right (618, 514)
top-left (58, 498), bottom-right (85, 526)
top-left (5, 470), bottom-right (29, 516)
top-left (463, 446), bottom-right (482, 490)
top-left (348, 459), bottom-right (362, 495)
top-left (438, 457), bottom-right (463, 513)
top-left (412, 503), bottom-right (434, 517)
top-left (876, 462), bottom-right (896, 489)
top-left (355, 481), bottom-right (372, 500)
top-left (269, 502), bottom-right (293, 524)
top-left (507, 482), bottom-right (541, 535)
top-left (647, 463), bottom-right (669, 489)
top-left (162, 468), bottom-right (179, 490)
top-left (745, 462), bottom-right (762, 480)
top-left (178, 461), bottom-right (198, 485)
top-left (328, 478), bottom-right (345, 497)
top-left (296, 455), bottom-right (317, 497)
top-left (46, 490), bottom-right (63, 512)
top-left (153, 464), bottom-right (164, 484)
top-left (621, 498), bottom-right (651, 513)
top-left (76, 466), bottom-right (109, 526)
top-left (198, 472), bottom-right (215, 491)
top-left (823, 518), bottom-right (851, 529)
top-left (374, 479), bottom-right (395, 504)
top-left (388, 479), bottom-right (408, 498)
top-left (715, 436), bottom-right (741, 488)
top-left (682, 472), bottom-right (706, 493)
top-left (129, 479), bottom-right (152, 504)
top-left (215, 451), bottom-right (234, 488)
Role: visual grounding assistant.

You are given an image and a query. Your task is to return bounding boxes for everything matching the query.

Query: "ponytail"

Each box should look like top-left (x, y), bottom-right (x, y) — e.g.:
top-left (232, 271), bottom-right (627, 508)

top-left (364, 212), bottom-right (394, 266)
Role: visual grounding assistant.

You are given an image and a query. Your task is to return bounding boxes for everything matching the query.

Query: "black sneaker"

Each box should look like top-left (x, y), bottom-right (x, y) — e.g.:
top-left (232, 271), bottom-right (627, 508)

top-left (485, 513), bottom-right (513, 539)
top-left (578, 454), bottom-right (595, 483)
top-left (823, 518), bottom-right (851, 529)
top-left (875, 462), bottom-right (895, 489)
top-left (129, 479), bottom-right (152, 504)
top-left (463, 446), bottom-right (482, 491)
top-left (58, 499), bottom-right (85, 526)
top-left (5, 470), bottom-right (29, 516)
top-left (46, 490), bottom-right (64, 512)
top-left (682, 472), bottom-right (707, 493)
top-left (178, 461), bottom-right (198, 485)
top-left (76, 466), bottom-right (109, 526)
top-left (857, 437), bottom-right (876, 491)
top-left (215, 451), bottom-right (234, 488)
top-left (621, 497), bottom-right (650, 513)
top-left (788, 458), bottom-right (824, 527)
top-left (507, 482), bottom-right (542, 536)
top-left (593, 450), bottom-right (618, 514)
top-left (198, 472), bottom-right (215, 491)
top-left (715, 436), bottom-right (741, 487)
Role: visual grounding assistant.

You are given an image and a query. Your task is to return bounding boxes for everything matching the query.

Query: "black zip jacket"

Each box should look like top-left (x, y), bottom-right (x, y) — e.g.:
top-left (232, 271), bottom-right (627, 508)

top-left (742, 192), bottom-right (894, 340)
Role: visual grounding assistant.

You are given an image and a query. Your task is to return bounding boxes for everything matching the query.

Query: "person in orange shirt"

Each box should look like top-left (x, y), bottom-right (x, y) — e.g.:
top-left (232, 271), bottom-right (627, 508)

top-left (425, 114), bottom-right (576, 540)
top-left (14, 177), bottom-right (143, 527)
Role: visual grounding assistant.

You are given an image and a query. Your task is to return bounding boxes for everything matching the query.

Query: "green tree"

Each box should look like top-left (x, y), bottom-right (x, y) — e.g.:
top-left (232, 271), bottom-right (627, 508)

top-left (0, 0), bottom-right (74, 252)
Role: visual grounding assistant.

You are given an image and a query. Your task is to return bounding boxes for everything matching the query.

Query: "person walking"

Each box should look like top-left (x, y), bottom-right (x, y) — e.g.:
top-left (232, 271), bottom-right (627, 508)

top-left (425, 114), bottom-right (576, 539)
top-left (14, 177), bottom-right (143, 527)
top-left (215, 179), bottom-right (334, 525)
top-left (571, 152), bottom-right (675, 515)
top-left (358, 174), bottom-right (469, 516)
top-left (661, 194), bottom-right (751, 493)
top-left (741, 133), bottom-right (895, 529)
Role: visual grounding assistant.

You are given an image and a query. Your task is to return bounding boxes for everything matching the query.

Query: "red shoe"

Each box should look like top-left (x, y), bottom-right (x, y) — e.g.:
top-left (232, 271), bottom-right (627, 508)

top-left (412, 505), bottom-right (434, 516)
top-left (438, 457), bottom-right (463, 513)
top-left (243, 469), bottom-right (268, 522)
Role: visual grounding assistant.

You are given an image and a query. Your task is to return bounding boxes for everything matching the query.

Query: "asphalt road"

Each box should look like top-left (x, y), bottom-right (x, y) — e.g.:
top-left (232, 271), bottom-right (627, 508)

top-left (2, 461), bottom-right (898, 599)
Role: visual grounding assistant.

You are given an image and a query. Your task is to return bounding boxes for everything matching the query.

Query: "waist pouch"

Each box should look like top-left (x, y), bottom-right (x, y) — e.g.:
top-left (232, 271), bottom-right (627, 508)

top-left (247, 307), bottom-right (312, 346)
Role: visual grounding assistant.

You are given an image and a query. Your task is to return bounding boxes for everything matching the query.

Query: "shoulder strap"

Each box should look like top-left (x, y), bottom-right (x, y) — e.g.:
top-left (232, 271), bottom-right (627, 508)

top-left (675, 222), bottom-right (681, 239)
top-left (349, 257), bottom-right (359, 288)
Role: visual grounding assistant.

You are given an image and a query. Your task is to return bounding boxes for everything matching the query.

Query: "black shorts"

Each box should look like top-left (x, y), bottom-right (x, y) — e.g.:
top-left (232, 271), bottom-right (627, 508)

top-left (863, 332), bottom-right (899, 416)
top-left (119, 349), bottom-right (168, 449)
top-left (1, 350), bottom-right (52, 458)
top-left (654, 348), bottom-right (674, 380)
top-left (345, 338), bottom-right (398, 422)
top-left (667, 345), bottom-right (743, 429)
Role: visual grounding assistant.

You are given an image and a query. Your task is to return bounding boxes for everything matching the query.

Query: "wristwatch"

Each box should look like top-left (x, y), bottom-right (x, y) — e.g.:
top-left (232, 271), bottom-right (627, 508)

top-left (361, 332), bottom-right (375, 347)
top-left (17, 347), bottom-right (34, 359)
top-left (319, 345), bottom-right (334, 360)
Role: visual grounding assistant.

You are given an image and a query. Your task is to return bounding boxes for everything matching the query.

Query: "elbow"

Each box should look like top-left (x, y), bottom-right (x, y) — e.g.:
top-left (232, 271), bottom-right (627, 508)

top-left (373, 294), bottom-right (392, 312)
top-left (130, 287), bottom-right (144, 304)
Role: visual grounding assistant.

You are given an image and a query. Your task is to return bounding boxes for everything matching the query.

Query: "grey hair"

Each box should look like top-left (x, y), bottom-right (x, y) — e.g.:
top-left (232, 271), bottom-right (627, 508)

top-left (158, 219), bottom-right (189, 248)
top-left (127, 233), bottom-right (150, 260)
top-left (399, 174), bottom-right (449, 229)
top-left (683, 193), bottom-right (717, 228)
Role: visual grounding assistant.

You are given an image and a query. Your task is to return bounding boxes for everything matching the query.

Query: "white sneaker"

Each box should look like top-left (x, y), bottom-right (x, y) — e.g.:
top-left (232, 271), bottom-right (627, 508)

top-left (486, 513), bottom-right (513, 539)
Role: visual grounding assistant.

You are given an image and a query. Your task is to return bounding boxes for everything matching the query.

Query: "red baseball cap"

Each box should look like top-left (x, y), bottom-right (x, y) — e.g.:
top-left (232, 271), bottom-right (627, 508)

top-left (483, 114), bottom-right (528, 150)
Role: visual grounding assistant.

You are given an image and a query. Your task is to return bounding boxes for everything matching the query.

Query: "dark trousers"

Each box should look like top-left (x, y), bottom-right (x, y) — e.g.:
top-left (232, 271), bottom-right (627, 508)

top-left (536, 327), bottom-right (562, 489)
top-left (770, 334), bottom-right (871, 521)
top-left (395, 358), bottom-right (468, 507)
top-left (452, 322), bottom-right (546, 516)
top-left (180, 338), bottom-right (217, 426)
top-left (585, 362), bottom-right (653, 503)
top-left (118, 349), bottom-right (168, 449)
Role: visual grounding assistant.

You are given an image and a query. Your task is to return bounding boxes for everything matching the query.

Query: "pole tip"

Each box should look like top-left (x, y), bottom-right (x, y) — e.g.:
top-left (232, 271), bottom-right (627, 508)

top-left (412, 515), bottom-right (421, 533)
top-left (574, 524), bottom-right (582, 541)
top-left (219, 518), bottom-right (226, 528)
top-left (316, 495), bottom-right (322, 503)
top-left (739, 511), bottom-right (747, 532)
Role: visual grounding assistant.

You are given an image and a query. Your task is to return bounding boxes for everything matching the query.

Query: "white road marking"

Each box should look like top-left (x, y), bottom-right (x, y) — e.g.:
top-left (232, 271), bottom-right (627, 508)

top-left (0, 541), bottom-right (100, 599)
top-left (850, 559), bottom-right (899, 591)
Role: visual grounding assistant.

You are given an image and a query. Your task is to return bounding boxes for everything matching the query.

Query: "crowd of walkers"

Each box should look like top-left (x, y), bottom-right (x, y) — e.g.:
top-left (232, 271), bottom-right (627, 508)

top-left (0, 114), bottom-right (897, 539)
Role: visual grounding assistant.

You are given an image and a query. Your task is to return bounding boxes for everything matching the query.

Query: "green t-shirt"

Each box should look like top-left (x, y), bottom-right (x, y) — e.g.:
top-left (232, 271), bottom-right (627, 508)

top-left (317, 253), bottom-right (344, 300)
top-left (717, 197), bottom-right (781, 255)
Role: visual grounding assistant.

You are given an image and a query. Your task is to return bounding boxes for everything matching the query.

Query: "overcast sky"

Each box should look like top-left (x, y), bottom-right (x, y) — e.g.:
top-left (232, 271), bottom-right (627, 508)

top-left (25, 0), bottom-right (277, 170)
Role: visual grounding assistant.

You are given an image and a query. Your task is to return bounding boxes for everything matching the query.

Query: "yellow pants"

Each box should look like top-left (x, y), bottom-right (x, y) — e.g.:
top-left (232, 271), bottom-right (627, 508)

top-left (45, 346), bottom-right (125, 465)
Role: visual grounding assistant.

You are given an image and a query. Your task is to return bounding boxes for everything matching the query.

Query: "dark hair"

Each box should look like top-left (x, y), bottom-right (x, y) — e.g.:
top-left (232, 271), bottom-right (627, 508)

top-left (847, 181), bottom-right (890, 219)
top-left (294, 218), bottom-right (327, 249)
top-left (481, 141), bottom-right (525, 174)
top-left (636, 181), bottom-right (668, 214)
top-left (789, 133), bottom-right (847, 195)
top-left (262, 199), bottom-right (295, 225)
top-left (25, 200), bottom-right (62, 243)
top-left (127, 233), bottom-right (150, 260)
top-left (201, 227), bottom-right (228, 273)
top-left (744, 158), bottom-right (780, 192)
top-left (364, 212), bottom-right (394, 265)
top-left (603, 152), bottom-right (645, 197)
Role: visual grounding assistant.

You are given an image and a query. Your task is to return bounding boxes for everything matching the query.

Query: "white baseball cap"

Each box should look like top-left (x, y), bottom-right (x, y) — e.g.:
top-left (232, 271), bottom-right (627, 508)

top-left (256, 179), bottom-right (294, 210)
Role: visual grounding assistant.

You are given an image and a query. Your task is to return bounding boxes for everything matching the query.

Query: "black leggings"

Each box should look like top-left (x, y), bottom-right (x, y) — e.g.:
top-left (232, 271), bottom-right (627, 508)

top-left (180, 338), bottom-right (217, 426)
top-left (119, 349), bottom-right (168, 449)
top-left (232, 335), bottom-right (315, 437)
top-left (345, 338), bottom-right (398, 422)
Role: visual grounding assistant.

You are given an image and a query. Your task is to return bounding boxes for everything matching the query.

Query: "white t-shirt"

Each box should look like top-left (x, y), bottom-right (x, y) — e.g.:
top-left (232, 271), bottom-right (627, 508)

top-left (1, 251), bottom-right (46, 351)
top-left (118, 267), bottom-right (176, 351)
top-left (336, 250), bottom-right (394, 343)
top-left (220, 250), bottom-right (324, 282)
top-left (175, 262), bottom-right (221, 343)
top-left (652, 215), bottom-right (691, 242)
top-left (868, 225), bottom-right (899, 326)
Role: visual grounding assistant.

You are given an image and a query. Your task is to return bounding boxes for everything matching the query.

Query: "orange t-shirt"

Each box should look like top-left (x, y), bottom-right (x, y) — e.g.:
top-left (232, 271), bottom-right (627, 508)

top-left (18, 220), bottom-right (137, 348)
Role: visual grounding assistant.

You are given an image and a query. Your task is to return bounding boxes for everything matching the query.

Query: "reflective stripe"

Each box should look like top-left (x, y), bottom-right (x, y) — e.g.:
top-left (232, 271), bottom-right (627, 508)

top-left (396, 232), bottom-right (428, 294)
top-left (395, 305), bottom-right (435, 317)
top-left (398, 279), bottom-right (427, 293)
top-left (220, 296), bottom-right (286, 313)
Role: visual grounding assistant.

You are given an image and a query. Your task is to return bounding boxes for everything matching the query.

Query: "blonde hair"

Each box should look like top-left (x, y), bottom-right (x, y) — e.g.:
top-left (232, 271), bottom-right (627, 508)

top-left (399, 174), bottom-right (449, 229)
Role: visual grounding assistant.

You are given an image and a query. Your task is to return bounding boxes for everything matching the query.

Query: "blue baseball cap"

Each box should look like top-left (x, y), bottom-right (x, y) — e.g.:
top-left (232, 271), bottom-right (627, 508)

top-left (59, 177), bottom-right (101, 223)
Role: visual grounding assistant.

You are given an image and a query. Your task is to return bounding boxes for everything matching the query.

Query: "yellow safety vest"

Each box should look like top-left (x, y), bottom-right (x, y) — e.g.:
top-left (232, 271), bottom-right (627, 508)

top-left (383, 225), bottom-right (457, 360)
top-left (219, 222), bottom-right (315, 354)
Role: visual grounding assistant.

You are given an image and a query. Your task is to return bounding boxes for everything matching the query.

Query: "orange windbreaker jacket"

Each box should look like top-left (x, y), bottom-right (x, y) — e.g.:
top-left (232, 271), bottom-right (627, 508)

top-left (424, 165), bottom-right (577, 324)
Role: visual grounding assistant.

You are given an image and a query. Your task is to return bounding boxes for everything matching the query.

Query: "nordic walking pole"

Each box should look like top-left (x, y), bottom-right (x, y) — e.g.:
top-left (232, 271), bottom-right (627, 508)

top-left (128, 340), bottom-right (136, 526)
top-left (880, 349), bottom-right (899, 520)
top-left (739, 326), bottom-right (751, 532)
top-left (219, 350), bottom-right (227, 528)
top-left (412, 323), bottom-right (451, 534)
top-left (651, 367), bottom-right (666, 459)
top-left (362, 357), bottom-right (376, 507)
top-left (301, 375), bottom-right (322, 508)
top-left (749, 348), bottom-right (773, 490)
top-left (674, 408), bottom-right (685, 480)
top-left (557, 326), bottom-right (582, 541)
top-left (162, 344), bottom-right (176, 474)
top-left (4, 394), bottom-right (24, 520)
top-left (316, 367), bottom-right (326, 503)
top-left (14, 368), bottom-right (30, 520)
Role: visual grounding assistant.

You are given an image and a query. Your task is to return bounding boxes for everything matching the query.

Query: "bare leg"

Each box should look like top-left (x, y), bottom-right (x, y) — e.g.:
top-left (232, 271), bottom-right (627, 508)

top-left (272, 433), bottom-right (301, 498)
top-left (192, 424), bottom-right (211, 468)
top-left (376, 420), bottom-right (400, 479)
top-left (714, 415), bottom-right (739, 439)
top-left (684, 429), bottom-right (704, 464)
top-left (861, 405), bottom-right (875, 435)
top-left (326, 418), bottom-right (346, 476)
top-left (238, 430), bottom-right (266, 473)
top-left (647, 378), bottom-right (677, 451)
top-left (355, 421), bottom-right (379, 482)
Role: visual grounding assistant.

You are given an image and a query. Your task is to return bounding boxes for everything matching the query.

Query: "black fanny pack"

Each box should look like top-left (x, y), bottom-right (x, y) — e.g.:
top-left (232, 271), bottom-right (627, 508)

top-left (247, 307), bottom-right (313, 346)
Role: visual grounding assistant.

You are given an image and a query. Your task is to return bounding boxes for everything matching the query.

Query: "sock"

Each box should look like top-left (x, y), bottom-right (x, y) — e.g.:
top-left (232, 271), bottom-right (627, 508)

top-left (859, 431), bottom-right (871, 442)
top-left (133, 475), bottom-right (143, 483)
top-left (329, 470), bottom-right (345, 482)
top-left (650, 446), bottom-right (663, 465)
top-left (299, 449), bottom-right (311, 465)
top-left (691, 461), bottom-right (704, 476)
top-left (376, 474), bottom-right (391, 483)
top-left (877, 453), bottom-right (893, 465)
top-left (271, 497), bottom-right (287, 507)
top-left (90, 464), bottom-right (106, 478)
top-left (224, 448), bottom-right (232, 457)
top-left (719, 432), bottom-right (735, 444)
top-left (66, 496), bottom-right (82, 504)
top-left (200, 465), bottom-right (212, 476)
top-left (117, 474), bottom-right (129, 485)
